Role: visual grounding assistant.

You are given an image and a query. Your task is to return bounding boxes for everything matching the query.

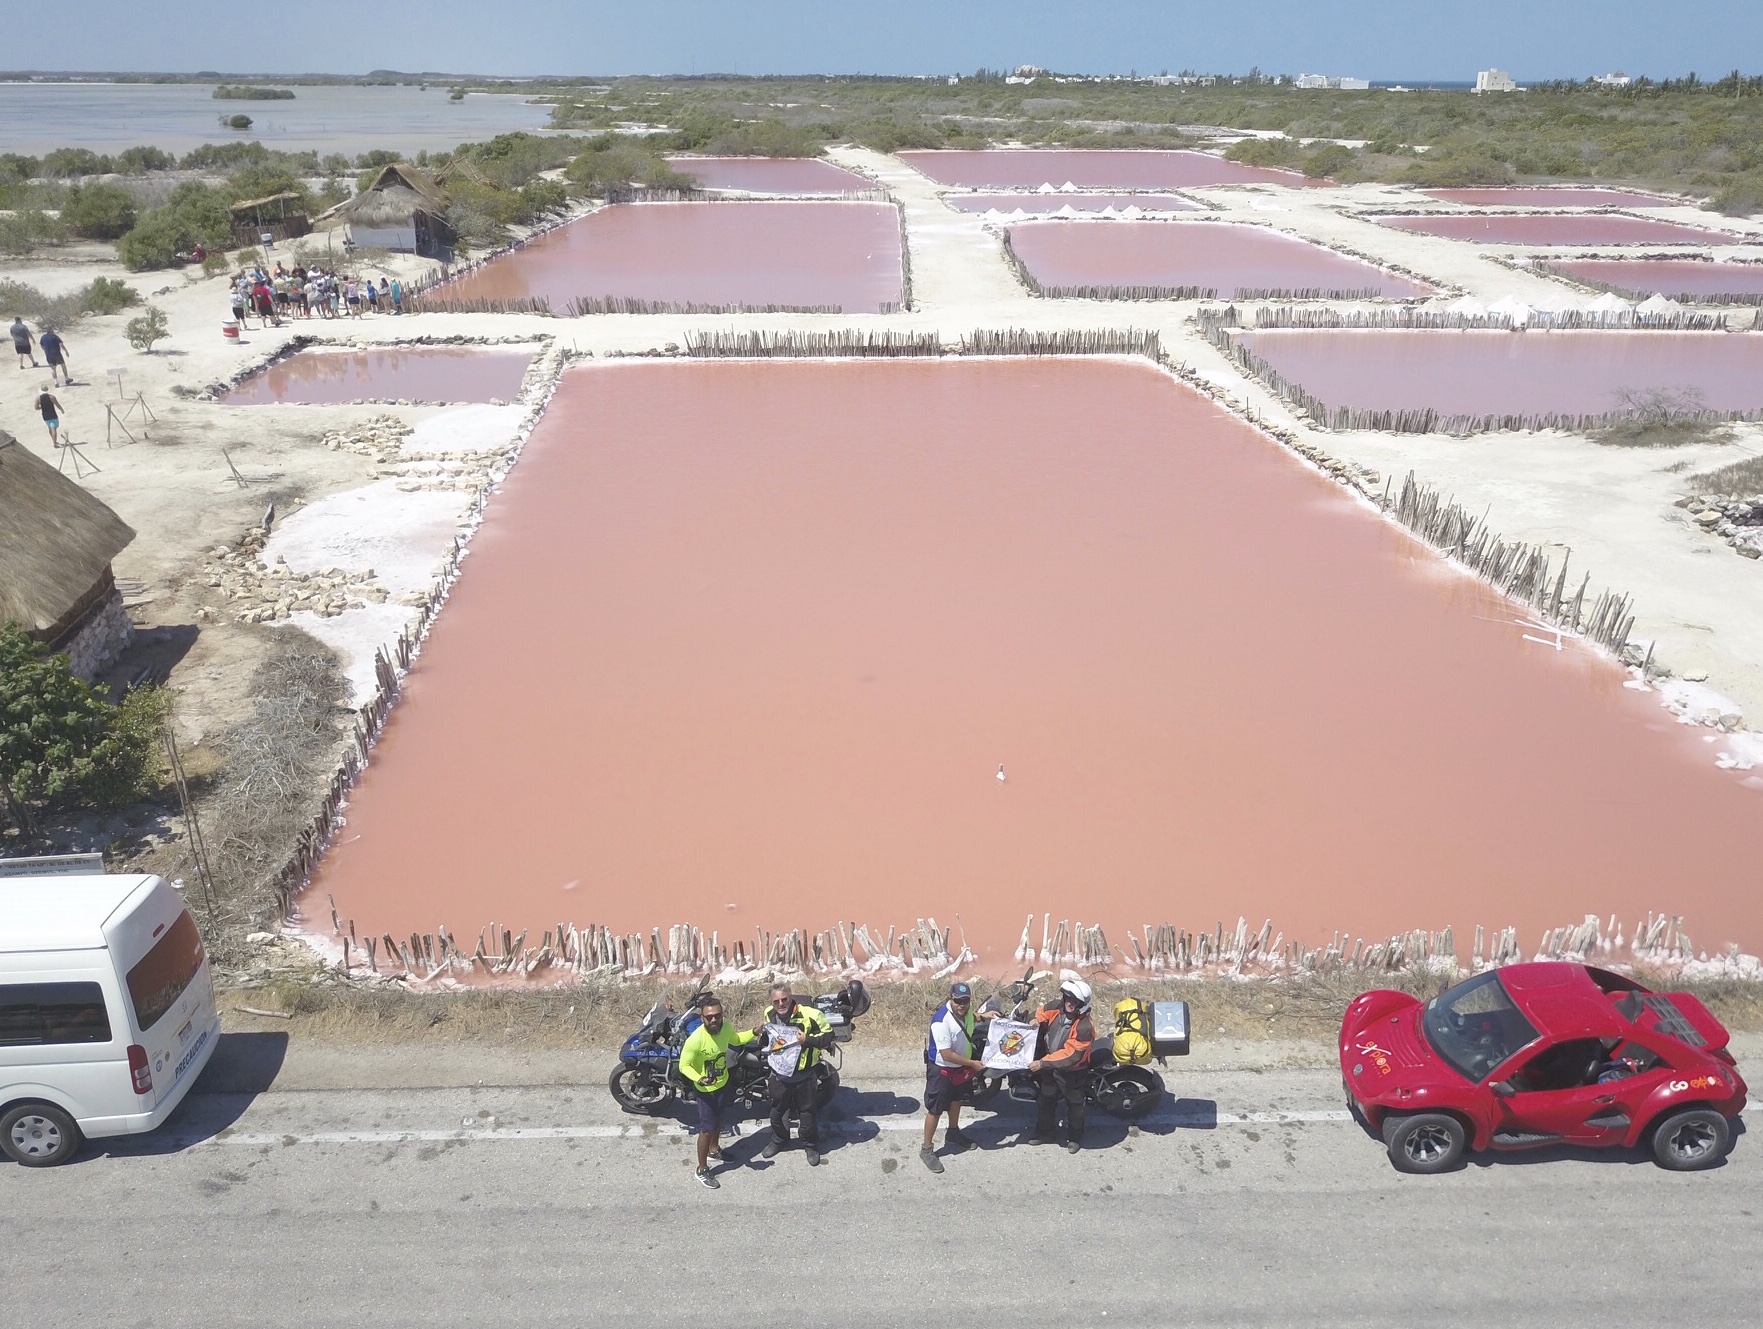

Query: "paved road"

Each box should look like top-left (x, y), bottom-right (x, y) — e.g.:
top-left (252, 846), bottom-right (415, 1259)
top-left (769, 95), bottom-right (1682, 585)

top-left (4, 1036), bottom-right (1760, 1328)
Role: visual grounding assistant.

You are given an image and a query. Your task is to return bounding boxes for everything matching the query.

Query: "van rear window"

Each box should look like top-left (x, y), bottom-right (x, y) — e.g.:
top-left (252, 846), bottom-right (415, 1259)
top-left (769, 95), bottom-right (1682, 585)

top-left (0, 981), bottom-right (113, 1047)
top-left (126, 911), bottom-right (205, 1032)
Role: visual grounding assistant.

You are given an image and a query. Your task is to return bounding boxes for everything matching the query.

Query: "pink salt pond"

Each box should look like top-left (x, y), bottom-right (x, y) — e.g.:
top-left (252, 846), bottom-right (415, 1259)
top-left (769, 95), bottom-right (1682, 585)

top-left (1235, 328), bottom-right (1763, 419)
top-left (901, 149), bottom-right (1322, 190)
top-left (1007, 219), bottom-right (1432, 297)
top-left (224, 346), bottom-right (533, 405)
top-left (1547, 259), bottom-right (1763, 301)
top-left (945, 192), bottom-right (1201, 214)
top-left (666, 156), bottom-right (873, 194)
top-left (1423, 187), bottom-right (1679, 208)
top-left (1376, 212), bottom-right (1744, 246)
top-left (300, 357), bottom-right (1763, 963)
top-left (433, 201), bottom-right (904, 313)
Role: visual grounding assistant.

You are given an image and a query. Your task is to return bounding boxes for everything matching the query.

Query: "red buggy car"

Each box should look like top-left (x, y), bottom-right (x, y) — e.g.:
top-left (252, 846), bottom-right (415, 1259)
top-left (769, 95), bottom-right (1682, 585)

top-left (1340, 962), bottom-right (1747, 1173)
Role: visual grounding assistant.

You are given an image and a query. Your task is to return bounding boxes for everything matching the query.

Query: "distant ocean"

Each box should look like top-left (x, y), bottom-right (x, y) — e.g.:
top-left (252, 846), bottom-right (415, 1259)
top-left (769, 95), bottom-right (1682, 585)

top-left (0, 82), bottom-right (554, 156)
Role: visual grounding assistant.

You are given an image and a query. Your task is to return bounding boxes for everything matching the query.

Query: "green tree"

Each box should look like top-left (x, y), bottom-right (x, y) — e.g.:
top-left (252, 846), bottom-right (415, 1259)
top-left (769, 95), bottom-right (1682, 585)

top-left (1302, 143), bottom-right (1355, 179)
top-left (0, 624), bottom-right (162, 834)
top-left (115, 182), bottom-right (232, 270)
top-left (125, 306), bottom-right (169, 351)
top-left (60, 182), bottom-right (138, 240)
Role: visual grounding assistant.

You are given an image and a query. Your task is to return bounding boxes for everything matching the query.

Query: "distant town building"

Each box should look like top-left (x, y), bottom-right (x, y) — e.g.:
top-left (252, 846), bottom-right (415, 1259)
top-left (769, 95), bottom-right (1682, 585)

top-left (1591, 70), bottom-right (1632, 87)
top-left (1296, 74), bottom-right (1371, 90)
top-left (1475, 68), bottom-right (1521, 93)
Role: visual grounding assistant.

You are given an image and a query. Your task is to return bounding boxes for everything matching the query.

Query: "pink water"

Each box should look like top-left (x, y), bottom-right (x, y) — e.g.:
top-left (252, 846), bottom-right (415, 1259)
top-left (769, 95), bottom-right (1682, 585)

top-left (945, 192), bottom-right (1201, 214)
top-left (224, 347), bottom-right (533, 405)
top-left (667, 156), bottom-right (874, 194)
top-left (1237, 329), bottom-right (1763, 416)
top-left (301, 358), bottom-right (1763, 960)
top-left (1550, 259), bottom-right (1763, 299)
top-left (1377, 213), bottom-right (1741, 246)
top-left (435, 201), bottom-right (904, 312)
top-left (1424, 188), bottom-right (1679, 208)
top-left (901, 149), bottom-right (1324, 190)
top-left (1008, 220), bottom-right (1432, 297)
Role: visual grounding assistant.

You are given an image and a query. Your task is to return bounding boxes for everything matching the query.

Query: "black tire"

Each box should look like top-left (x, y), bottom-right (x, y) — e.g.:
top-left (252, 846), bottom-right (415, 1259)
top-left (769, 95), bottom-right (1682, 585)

top-left (1382, 1112), bottom-right (1466, 1174)
top-left (1, 1102), bottom-right (83, 1167)
top-left (607, 1063), bottom-right (670, 1115)
top-left (812, 1064), bottom-right (840, 1110)
top-left (1094, 1067), bottom-right (1164, 1120)
top-left (1651, 1108), bottom-right (1730, 1171)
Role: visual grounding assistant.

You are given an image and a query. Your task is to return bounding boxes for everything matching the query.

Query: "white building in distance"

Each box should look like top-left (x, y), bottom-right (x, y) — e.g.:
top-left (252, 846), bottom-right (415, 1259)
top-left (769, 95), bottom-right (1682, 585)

top-left (1591, 70), bottom-right (1632, 86)
top-left (1475, 68), bottom-right (1521, 92)
top-left (1296, 74), bottom-right (1371, 89)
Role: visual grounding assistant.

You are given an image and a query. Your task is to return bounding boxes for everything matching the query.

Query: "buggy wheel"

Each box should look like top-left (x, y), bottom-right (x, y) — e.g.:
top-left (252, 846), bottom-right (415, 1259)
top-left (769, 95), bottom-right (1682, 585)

top-left (1652, 1109), bottom-right (1730, 1171)
top-left (811, 1063), bottom-right (840, 1110)
top-left (1382, 1112), bottom-right (1466, 1174)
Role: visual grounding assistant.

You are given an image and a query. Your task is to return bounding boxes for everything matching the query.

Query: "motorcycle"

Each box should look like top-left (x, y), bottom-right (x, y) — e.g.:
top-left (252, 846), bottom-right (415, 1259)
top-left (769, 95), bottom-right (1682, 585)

top-left (959, 973), bottom-right (1169, 1120)
top-left (608, 979), bottom-right (871, 1116)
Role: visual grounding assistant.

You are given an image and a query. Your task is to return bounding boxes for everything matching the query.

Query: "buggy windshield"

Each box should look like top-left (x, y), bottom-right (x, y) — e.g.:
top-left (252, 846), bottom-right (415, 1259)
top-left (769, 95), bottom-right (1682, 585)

top-left (1421, 972), bottom-right (1539, 1082)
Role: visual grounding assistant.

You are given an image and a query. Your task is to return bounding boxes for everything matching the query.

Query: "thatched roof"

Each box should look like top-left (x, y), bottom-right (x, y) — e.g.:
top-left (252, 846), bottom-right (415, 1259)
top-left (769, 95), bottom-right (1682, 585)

top-left (323, 163), bottom-right (450, 227)
top-left (0, 431), bottom-right (135, 635)
top-left (230, 190), bottom-right (304, 214)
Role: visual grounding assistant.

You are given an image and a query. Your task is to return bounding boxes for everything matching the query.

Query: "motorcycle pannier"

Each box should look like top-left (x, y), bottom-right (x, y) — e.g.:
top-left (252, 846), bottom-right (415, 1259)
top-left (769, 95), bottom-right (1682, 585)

top-left (1151, 1001), bottom-right (1190, 1058)
top-left (1111, 998), bottom-right (1153, 1066)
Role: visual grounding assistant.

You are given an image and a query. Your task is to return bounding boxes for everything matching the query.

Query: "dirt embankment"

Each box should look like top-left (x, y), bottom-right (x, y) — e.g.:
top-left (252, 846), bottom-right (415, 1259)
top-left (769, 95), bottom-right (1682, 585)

top-left (217, 966), bottom-right (1763, 1053)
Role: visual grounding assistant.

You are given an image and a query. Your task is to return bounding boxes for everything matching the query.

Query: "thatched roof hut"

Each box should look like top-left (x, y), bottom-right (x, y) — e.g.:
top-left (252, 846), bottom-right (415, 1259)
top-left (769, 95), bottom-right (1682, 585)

top-left (0, 431), bottom-right (137, 678)
top-left (318, 163), bottom-right (455, 258)
top-left (229, 190), bottom-right (310, 246)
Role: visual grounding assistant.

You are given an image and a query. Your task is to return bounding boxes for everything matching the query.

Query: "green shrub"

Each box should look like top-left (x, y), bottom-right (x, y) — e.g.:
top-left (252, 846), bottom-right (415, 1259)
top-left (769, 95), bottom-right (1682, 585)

top-left (201, 252), bottom-right (231, 276)
top-left (224, 114), bottom-right (254, 131)
top-left (116, 182), bottom-right (231, 270)
top-left (80, 277), bottom-right (139, 314)
top-left (565, 141), bottom-right (695, 195)
top-left (39, 147), bottom-right (110, 178)
top-left (1708, 176), bottom-right (1763, 216)
top-left (1225, 136), bottom-right (1302, 167)
top-left (114, 145), bottom-right (176, 173)
top-left (0, 208), bottom-right (66, 255)
top-left (1401, 151), bottom-right (1516, 187)
top-left (124, 305), bottom-right (169, 352)
top-left (0, 624), bottom-right (164, 833)
top-left (60, 182), bottom-right (138, 239)
top-left (1302, 143), bottom-right (1355, 179)
top-left (0, 152), bottom-right (39, 185)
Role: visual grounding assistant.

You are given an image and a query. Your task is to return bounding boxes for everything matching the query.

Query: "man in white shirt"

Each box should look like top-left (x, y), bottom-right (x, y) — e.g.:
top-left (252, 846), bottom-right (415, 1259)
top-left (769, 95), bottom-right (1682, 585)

top-left (920, 982), bottom-right (986, 1174)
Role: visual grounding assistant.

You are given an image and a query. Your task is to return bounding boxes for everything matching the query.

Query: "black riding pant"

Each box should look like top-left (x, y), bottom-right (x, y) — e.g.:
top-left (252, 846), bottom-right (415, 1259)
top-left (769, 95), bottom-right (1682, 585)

top-left (1033, 1068), bottom-right (1089, 1142)
top-left (768, 1073), bottom-right (818, 1147)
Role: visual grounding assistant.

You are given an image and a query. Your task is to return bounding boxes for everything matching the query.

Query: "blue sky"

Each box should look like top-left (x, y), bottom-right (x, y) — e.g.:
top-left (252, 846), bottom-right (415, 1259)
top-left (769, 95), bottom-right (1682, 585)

top-left (7, 1), bottom-right (1760, 80)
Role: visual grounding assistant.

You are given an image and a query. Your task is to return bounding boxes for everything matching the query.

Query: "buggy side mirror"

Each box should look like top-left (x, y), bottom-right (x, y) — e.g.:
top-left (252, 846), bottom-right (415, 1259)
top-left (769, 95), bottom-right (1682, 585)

top-left (1490, 1079), bottom-right (1517, 1098)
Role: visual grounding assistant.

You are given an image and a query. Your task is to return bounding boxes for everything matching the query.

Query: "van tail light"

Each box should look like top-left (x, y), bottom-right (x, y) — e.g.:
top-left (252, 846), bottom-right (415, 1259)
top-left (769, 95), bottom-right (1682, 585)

top-left (128, 1044), bottom-right (153, 1096)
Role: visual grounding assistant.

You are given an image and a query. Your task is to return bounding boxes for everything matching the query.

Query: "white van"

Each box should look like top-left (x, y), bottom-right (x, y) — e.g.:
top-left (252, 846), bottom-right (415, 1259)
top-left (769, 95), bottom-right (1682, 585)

top-left (0, 873), bottom-right (220, 1166)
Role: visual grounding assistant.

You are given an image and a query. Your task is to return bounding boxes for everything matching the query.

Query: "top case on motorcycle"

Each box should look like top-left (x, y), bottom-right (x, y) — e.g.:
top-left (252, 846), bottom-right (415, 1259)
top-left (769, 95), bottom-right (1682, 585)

top-left (1151, 1001), bottom-right (1190, 1057)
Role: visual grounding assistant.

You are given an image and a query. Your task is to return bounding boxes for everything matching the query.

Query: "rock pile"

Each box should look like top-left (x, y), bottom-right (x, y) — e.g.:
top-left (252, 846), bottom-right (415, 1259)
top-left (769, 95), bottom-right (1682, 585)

top-left (202, 530), bottom-right (389, 624)
top-left (1677, 493), bottom-right (1763, 559)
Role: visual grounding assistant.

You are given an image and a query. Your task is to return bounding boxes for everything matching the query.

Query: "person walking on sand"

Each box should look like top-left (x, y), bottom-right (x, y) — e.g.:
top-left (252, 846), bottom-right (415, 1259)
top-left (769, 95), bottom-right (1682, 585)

top-left (677, 997), bottom-right (758, 1190)
top-left (920, 981), bottom-right (985, 1173)
top-left (39, 326), bottom-right (71, 386)
top-left (1026, 978), bottom-right (1095, 1153)
top-left (12, 316), bottom-right (37, 368)
top-left (36, 385), bottom-right (64, 446)
top-left (390, 276), bottom-right (403, 315)
top-left (757, 982), bottom-right (835, 1167)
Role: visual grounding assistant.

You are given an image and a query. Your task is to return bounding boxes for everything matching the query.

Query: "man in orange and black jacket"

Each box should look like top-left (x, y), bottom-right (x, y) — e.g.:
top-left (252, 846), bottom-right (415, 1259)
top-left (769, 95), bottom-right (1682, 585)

top-left (1027, 978), bottom-right (1094, 1152)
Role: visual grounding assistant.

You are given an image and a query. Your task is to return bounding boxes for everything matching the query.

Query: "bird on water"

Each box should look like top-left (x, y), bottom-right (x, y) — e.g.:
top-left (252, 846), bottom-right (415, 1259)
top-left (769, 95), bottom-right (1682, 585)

top-left (997, 764), bottom-right (1007, 782)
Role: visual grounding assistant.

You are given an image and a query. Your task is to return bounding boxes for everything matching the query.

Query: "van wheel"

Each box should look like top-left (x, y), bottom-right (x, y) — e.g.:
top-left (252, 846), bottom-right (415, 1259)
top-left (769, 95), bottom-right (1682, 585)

top-left (1652, 1109), bottom-right (1730, 1171)
top-left (1382, 1112), bottom-right (1465, 1174)
top-left (1, 1103), bottom-right (83, 1167)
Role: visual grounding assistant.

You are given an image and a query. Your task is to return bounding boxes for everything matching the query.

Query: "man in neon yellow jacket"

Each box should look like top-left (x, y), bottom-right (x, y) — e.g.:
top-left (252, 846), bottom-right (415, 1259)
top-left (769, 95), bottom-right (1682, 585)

top-left (678, 998), bottom-right (758, 1190)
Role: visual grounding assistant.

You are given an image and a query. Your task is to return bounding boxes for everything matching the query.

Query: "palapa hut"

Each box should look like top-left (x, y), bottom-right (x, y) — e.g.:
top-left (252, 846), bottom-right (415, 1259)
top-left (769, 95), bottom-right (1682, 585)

top-left (0, 431), bottom-right (137, 680)
top-left (316, 163), bottom-right (455, 258)
top-left (229, 190), bottom-right (311, 247)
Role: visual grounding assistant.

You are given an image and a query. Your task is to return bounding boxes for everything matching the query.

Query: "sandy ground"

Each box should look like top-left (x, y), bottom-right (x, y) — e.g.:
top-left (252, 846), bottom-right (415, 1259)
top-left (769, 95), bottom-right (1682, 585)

top-left (4, 146), bottom-right (1762, 799)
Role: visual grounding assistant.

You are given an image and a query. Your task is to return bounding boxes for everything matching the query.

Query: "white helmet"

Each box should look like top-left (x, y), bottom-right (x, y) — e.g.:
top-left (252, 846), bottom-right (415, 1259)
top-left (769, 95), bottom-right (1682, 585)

top-left (1058, 978), bottom-right (1093, 1014)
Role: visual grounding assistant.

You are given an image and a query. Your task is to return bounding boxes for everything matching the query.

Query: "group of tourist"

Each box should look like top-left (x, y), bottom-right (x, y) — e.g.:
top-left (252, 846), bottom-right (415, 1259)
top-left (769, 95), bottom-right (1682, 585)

top-left (230, 263), bottom-right (405, 328)
top-left (12, 315), bottom-right (74, 447)
top-left (678, 977), bottom-right (1095, 1189)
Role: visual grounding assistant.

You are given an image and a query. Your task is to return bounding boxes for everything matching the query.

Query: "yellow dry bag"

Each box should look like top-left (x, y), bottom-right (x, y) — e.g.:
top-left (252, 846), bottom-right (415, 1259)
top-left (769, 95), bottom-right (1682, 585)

top-left (1112, 998), bottom-right (1153, 1066)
